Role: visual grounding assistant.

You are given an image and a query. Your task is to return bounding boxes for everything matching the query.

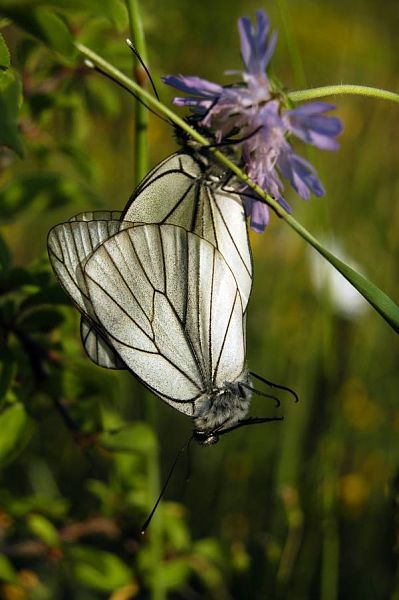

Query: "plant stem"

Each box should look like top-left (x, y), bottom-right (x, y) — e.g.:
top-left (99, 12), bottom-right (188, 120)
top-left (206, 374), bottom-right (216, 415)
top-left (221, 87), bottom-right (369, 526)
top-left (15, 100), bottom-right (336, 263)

top-left (125, 0), bottom-right (148, 186)
top-left (77, 42), bottom-right (399, 333)
top-left (289, 85), bottom-right (399, 104)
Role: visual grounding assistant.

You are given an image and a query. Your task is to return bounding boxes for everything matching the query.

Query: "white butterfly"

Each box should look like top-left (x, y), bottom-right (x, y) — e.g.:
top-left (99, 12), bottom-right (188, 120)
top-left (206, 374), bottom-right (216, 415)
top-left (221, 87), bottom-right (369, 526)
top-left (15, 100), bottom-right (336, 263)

top-left (49, 220), bottom-right (259, 443)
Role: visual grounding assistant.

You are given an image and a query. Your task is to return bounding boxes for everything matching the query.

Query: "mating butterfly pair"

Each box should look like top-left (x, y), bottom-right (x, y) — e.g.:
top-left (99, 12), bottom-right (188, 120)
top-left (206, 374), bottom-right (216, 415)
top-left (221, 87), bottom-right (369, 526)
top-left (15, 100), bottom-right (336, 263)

top-left (47, 148), bottom-right (279, 445)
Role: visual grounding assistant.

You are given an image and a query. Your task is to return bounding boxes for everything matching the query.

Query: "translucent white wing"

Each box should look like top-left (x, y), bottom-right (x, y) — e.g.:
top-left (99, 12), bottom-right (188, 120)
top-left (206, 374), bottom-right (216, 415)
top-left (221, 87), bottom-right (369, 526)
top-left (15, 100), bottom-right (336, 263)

top-left (121, 152), bottom-right (253, 311)
top-left (84, 224), bottom-right (246, 417)
top-left (80, 317), bottom-right (125, 370)
top-left (47, 215), bottom-right (129, 370)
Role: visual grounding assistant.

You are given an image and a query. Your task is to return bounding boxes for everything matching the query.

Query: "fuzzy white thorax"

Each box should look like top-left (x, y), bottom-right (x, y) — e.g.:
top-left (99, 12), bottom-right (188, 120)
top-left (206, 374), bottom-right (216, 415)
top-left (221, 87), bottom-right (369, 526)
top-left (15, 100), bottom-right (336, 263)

top-left (193, 373), bottom-right (252, 433)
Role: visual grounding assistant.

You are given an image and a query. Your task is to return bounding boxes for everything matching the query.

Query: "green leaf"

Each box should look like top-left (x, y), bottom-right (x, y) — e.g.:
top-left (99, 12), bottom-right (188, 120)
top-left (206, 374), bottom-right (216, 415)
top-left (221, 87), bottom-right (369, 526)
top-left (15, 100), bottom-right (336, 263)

top-left (27, 514), bottom-right (59, 546)
top-left (193, 538), bottom-right (225, 566)
top-left (0, 0), bottom-right (127, 30)
top-left (2, 493), bottom-right (69, 518)
top-left (0, 70), bottom-right (24, 157)
top-left (309, 240), bottom-right (399, 333)
top-left (0, 554), bottom-right (17, 583)
top-left (163, 503), bottom-right (190, 552)
top-left (18, 308), bottom-right (64, 333)
top-left (69, 546), bottom-right (132, 592)
top-left (156, 559), bottom-right (191, 591)
top-left (0, 6), bottom-right (75, 59)
top-left (99, 422), bottom-right (157, 454)
top-left (0, 403), bottom-right (33, 467)
top-left (0, 34), bottom-right (10, 70)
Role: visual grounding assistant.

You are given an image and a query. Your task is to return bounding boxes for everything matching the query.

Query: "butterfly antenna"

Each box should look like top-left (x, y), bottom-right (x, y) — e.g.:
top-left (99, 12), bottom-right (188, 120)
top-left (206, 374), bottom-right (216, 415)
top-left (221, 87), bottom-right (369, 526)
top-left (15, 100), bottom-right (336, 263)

top-left (141, 434), bottom-right (193, 534)
top-left (249, 371), bottom-right (299, 404)
top-left (239, 382), bottom-right (281, 408)
top-left (125, 38), bottom-right (160, 101)
top-left (83, 59), bottom-right (169, 124)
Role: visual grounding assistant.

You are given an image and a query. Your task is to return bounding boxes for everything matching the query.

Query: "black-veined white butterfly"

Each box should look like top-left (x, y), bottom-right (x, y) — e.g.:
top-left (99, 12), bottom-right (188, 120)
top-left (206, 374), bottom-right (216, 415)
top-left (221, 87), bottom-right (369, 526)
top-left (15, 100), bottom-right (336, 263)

top-left (49, 221), bottom-right (277, 444)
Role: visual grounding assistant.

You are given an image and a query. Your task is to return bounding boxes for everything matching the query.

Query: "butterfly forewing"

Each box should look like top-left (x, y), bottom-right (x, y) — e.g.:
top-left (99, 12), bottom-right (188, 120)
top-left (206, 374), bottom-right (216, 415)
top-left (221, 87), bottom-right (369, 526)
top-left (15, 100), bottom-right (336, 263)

top-left (122, 151), bottom-right (252, 310)
top-left (212, 289), bottom-right (245, 386)
top-left (84, 224), bottom-right (247, 416)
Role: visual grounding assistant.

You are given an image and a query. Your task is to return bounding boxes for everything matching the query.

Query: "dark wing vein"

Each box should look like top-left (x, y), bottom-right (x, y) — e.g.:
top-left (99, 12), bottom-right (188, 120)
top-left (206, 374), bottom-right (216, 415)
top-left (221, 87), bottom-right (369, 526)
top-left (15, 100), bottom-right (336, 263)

top-left (212, 288), bottom-right (240, 384)
top-left (104, 244), bottom-right (152, 325)
top-left (84, 271), bottom-right (152, 343)
top-left (153, 291), bottom-right (206, 389)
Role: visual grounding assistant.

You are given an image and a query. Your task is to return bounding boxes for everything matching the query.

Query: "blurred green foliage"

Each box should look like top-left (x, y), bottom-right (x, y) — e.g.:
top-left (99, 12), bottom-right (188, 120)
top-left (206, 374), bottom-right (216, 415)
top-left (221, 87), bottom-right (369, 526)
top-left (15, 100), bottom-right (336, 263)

top-left (0, 0), bottom-right (398, 598)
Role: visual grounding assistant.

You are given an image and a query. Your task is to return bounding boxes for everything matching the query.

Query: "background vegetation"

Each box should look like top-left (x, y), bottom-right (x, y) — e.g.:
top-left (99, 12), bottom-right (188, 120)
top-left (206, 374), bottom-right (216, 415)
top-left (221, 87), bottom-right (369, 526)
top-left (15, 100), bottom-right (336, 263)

top-left (0, 0), bottom-right (398, 598)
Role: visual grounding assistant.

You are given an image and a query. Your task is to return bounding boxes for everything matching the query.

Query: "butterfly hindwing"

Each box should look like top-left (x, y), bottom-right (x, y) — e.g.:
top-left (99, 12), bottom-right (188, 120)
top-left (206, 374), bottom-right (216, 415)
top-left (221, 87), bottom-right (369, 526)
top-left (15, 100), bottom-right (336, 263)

top-left (80, 317), bottom-right (125, 370)
top-left (47, 212), bottom-right (131, 369)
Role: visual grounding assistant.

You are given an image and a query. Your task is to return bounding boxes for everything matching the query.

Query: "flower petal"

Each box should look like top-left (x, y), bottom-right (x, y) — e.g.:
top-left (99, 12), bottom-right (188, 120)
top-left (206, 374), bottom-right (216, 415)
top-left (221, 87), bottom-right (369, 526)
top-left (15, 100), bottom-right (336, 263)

top-left (285, 103), bottom-right (343, 150)
top-left (162, 75), bottom-right (223, 98)
top-left (238, 10), bottom-right (275, 75)
top-left (278, 151), bottom-right (325, 199)
top-left (244, 194), bottom-right (270, 232)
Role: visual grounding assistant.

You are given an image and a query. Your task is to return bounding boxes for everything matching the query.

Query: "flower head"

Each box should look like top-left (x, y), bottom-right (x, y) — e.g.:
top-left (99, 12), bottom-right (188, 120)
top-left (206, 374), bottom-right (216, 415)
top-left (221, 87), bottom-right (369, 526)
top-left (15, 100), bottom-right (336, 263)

top-left (163, 10), bottom-right (343, 232)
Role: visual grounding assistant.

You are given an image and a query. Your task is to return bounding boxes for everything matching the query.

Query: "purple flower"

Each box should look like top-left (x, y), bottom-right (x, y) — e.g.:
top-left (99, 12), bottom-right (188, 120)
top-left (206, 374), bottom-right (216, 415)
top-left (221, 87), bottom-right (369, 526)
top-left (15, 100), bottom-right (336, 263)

top-left (163, 10), bottom-right (343, 232)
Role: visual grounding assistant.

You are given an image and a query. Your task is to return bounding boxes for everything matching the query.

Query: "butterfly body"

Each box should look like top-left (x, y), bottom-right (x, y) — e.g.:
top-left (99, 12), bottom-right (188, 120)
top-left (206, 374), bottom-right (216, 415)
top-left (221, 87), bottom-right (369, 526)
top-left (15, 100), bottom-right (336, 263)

top-left (192, 377), bottom-right (251, 444)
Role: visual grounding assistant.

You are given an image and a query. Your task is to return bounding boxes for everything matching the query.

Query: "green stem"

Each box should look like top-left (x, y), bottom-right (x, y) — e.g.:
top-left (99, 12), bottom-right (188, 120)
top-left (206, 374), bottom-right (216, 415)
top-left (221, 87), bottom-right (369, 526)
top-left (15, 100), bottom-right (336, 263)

top-left (289, 85), bottom-right (399, 104)
top-left (77, 42), bottom-right (399, 333)
top-left (125, 0), bottom-right (148, 186)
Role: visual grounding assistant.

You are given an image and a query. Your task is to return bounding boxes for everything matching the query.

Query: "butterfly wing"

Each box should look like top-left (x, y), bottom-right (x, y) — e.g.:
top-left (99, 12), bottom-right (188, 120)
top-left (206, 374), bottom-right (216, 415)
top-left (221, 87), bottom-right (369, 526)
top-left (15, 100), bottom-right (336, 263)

top-left (47, 213), bottom-right (128, 369)
top-left (121, 151), bottom-right (252, 311)
top-left (84, 224), bottom-right (246, 417)
top-left (80, 317), bottom-right (125, 370)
